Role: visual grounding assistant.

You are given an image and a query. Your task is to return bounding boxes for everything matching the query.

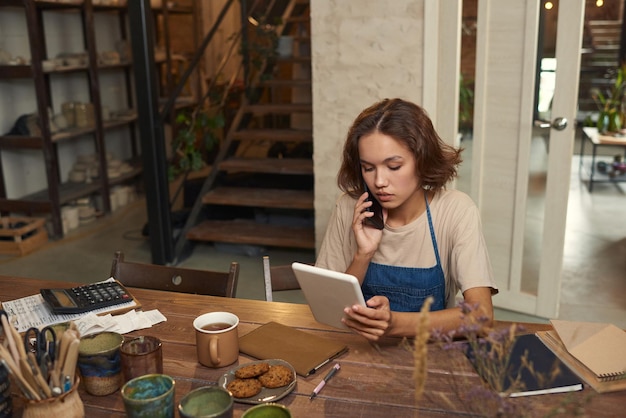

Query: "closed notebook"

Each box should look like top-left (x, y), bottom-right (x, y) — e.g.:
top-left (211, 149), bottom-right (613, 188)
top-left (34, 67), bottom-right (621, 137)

top-left (466, 333), bottom-right (583, 397)
top-left (238, 321), bottom-right (348, 377)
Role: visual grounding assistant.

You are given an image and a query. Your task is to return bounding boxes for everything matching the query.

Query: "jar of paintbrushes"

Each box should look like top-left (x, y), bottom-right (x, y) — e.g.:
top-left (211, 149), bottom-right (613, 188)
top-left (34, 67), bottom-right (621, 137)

top-left (0, 315), bottom-right (84, 417)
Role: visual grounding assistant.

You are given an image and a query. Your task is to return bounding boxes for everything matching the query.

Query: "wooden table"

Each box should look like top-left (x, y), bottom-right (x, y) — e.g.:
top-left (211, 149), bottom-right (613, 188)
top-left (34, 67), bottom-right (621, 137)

top-left (580, 127), bottom-right (626, 192)
top-left (1, 275), bottom-right (624, 417)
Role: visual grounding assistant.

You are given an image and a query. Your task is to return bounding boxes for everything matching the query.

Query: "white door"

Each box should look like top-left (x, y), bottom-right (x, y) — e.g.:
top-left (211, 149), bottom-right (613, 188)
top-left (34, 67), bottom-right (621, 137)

top-left (471, 1), bottom-right (585, 317)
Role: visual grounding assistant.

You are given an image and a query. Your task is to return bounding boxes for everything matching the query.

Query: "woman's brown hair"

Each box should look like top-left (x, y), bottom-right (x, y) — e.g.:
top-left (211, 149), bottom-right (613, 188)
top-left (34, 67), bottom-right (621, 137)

top-left (337, 98), bottom-right (463, 198)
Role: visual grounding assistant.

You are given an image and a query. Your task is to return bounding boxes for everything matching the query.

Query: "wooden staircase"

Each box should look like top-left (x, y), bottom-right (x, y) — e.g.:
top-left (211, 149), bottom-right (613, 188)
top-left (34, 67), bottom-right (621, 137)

top-left (578, 20), bottom-right (622, 117)
top-left (175, 0), bottom-right (314, 258)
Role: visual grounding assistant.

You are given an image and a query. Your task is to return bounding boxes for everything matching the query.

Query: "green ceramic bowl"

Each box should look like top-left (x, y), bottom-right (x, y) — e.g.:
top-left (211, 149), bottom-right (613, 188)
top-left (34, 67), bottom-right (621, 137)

top-left (241, 403), bottom-right (291, 418)
top-left (79, 331), bottom-right (123, 356)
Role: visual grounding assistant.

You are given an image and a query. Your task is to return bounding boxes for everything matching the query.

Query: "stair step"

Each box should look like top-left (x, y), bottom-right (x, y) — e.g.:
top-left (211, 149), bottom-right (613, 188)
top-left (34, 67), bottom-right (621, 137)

top-left (587, 20), bottom-right (622, 27)
top-left (258, 78), bottom-right (312, 87)
top-left (276, 55), bottom-right (311, 63)
top-left (232, 128), bottom-right (312, 142)
top-left (219, 158), bottom-right (313, 175)
top-left (202, 187), bottom-right (313, 209)
top-left (580, 62), bottom-right (620, 70)
top-left (592, 44), bottom-right (620, 51)
top-left (187, 219), bottom-right (315, 249)
top-left (589, 27), bottom-right (622, 35)
top-left (285, 16), bottom-right (309, 24)
top-left (244, 103), bottom-right (312, 114)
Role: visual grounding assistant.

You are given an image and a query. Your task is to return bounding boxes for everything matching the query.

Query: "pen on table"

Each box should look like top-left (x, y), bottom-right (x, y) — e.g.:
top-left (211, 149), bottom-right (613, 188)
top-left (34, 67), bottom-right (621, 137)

top-left (310, 363), bottom-right (341, 400)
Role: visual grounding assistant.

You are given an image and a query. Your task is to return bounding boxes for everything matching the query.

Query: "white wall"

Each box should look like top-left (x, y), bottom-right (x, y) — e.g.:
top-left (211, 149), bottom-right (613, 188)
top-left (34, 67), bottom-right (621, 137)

top-left (310, 0), bottom-right (426, 250)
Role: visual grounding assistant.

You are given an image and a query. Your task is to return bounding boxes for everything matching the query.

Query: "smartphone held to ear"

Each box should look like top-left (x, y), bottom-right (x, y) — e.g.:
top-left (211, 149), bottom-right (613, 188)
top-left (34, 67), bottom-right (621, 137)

top-left (363, 184), bottom-right (384, 230)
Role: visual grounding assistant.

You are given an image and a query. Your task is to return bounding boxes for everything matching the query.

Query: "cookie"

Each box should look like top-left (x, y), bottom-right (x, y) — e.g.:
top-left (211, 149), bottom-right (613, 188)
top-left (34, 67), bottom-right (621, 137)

top-left (258, 364), bottom-right (294, 388)
top-left (235, 362), bottom-right (270, 379)
top-left (226, 378), bottom-right (263, 398)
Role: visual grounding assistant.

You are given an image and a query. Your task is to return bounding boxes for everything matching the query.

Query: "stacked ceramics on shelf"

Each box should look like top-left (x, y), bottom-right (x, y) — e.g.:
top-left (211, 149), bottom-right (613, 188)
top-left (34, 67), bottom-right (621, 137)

top-left (68, 154), bottom-right (133, 185)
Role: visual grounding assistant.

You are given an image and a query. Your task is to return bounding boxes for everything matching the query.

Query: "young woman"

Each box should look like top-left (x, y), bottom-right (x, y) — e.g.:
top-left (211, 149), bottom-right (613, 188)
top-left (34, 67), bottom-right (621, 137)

top-left (316, 98), bottom-right (498, 341)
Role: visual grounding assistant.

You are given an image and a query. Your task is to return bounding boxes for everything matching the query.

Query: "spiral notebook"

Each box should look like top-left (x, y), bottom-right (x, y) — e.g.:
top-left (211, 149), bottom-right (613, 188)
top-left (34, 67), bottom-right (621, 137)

top-left (537, 320), bottom-right (626, 393)
top-left (550, 320), bottom-right (626, 381)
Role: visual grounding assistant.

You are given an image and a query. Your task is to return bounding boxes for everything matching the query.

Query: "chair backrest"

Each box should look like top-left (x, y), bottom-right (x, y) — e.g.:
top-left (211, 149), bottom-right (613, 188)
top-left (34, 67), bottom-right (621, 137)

top-left (262, 256), bottom-right (301, 302)
top-left (110, 251), bottom-right (239, 297)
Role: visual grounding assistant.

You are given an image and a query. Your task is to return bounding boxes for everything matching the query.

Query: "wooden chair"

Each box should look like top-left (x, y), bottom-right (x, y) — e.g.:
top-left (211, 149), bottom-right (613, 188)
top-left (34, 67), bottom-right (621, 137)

top-left (110, 251), bottom-right (239, 297)
top-left (262, 256), bottom-right (301, 302)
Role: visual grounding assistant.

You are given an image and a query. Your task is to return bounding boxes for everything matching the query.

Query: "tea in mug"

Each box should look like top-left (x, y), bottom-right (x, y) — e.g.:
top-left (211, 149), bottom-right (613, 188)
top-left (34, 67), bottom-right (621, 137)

top-left (201, 322), bottom-right (231, 331)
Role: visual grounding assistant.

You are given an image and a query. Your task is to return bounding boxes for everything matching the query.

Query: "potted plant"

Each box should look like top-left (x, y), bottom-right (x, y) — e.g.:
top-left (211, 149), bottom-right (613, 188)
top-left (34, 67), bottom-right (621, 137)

top-left (459, 73), bottom-right (474, 138)
top-left (167, 104), bottom-right (224, 182)
top-left (590, 62), bottom-right (626, 134)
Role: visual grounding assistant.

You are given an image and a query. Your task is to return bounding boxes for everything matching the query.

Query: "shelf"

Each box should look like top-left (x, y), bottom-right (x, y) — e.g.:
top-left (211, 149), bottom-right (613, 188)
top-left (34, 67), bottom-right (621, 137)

top-left (0, 125), bottom-right (118, 149)
top-left (0, 0), bottom-right (145, 239)
top-left (20, 181), bottom-right (102, 205)
top-left (0, 65), bottom-right (31, 78)
top-left (32, 1), bottom-right (84, 10)
top-left (97, 61), bottom-right (132, 71)
top-left (103, 115), bottom-right (138, 131)
top-left (0, 64), bottom-right (93, 78)
top-left (20, 163), bottom-right (142, 206)
top-left (151, 5), bottom-right (194, 15)
top-left (51, 126), bottom-right (97, 143)
top-left (0, 135), bottom-right (43, 150)
top-left (93, 5), bottom-right (127, 12)
top-left (52, 65), bottom-right (90, 74)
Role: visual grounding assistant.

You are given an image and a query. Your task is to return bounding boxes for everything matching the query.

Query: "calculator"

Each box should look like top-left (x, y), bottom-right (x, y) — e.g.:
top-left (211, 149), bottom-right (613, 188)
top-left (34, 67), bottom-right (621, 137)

top-left (40, 281), bottom-right (133, 314)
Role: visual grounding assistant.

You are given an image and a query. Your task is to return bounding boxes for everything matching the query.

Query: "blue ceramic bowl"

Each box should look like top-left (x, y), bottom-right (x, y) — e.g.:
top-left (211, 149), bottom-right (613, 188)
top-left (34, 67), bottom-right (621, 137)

top-left (122, 374), bottom-right (175, 418)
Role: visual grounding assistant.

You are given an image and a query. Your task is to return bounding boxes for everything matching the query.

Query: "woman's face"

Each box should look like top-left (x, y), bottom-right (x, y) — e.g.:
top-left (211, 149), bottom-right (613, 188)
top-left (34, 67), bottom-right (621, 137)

top-left (358, 131), bottom-right (422, 216)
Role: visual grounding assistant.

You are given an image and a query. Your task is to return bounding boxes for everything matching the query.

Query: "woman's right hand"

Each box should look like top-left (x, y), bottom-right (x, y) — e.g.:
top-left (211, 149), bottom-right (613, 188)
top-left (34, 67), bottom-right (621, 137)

top-left (352, 192), bottom-right (384, 256)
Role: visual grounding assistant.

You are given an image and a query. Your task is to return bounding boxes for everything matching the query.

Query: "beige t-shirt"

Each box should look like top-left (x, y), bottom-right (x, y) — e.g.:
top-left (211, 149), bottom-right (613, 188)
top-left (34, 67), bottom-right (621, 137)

top-left (316, 189), bottom-right (498, 308)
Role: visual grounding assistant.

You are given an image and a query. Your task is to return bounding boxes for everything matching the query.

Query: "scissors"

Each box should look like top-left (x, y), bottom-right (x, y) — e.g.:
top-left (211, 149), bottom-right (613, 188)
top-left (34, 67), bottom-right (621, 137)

top-left (23, 326), bottom-right (57, 379)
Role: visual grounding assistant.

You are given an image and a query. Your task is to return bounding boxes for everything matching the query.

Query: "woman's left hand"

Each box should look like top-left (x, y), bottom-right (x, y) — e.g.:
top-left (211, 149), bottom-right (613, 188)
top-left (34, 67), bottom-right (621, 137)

top-left (342, 296), bottom-right (392, 341)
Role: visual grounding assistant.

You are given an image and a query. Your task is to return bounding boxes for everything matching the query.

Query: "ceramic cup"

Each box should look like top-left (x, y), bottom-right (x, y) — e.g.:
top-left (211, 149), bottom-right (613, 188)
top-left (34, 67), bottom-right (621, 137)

top-left (178, 386), bottom-right (233, 418)
top-left (61, 102), bottom-right (76, 127)
top-left (241, 403), bottom-right (292, 418)
top-left (121, 374), bottom-right (175, 418)
top-left (61, 205), bottom-right (80, 230)
top-left (101, 105), bottom-right (111, 121)
top-left (77, 331), bottom-right (123, 396)
top-left (120, 336), bottom-right (163, 383)
top-left (75, 102), bottom-right (95, 128)
top-left (193, 312), bottom-right (239, 368)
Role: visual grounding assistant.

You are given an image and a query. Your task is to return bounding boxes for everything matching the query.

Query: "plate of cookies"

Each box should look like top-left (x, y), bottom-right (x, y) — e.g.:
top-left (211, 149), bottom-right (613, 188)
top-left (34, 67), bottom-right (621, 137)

top-left (218, 359), bottom-right (297, 404)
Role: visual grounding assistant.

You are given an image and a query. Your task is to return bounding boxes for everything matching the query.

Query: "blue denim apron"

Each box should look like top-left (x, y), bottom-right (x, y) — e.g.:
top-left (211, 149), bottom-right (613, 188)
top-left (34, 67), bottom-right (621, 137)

top-left (361, 192), bottom-right (446, 312)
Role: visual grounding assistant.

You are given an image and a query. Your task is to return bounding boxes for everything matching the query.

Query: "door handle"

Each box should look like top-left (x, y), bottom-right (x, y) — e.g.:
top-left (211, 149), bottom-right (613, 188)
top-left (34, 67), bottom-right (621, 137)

top-left (534, 117), bottom-right (568, 130)
top-left (551, 117), bottom-right (568, 130)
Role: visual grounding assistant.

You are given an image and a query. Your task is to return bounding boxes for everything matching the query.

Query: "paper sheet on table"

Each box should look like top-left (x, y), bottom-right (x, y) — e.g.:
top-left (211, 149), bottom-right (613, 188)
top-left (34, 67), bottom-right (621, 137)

top-left (76, 309), bottom-right (167, 336)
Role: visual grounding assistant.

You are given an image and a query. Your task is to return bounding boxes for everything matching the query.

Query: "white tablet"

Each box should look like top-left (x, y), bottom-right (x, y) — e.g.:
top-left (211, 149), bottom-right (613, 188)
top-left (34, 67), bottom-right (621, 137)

top-left (291, 262), bottom-right (367, 330)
